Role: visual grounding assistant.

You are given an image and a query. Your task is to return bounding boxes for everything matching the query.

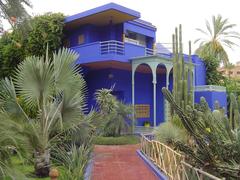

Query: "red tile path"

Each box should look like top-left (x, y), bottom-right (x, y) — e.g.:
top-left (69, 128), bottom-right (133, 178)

top-left (91, 144), bottom-right (159, 180)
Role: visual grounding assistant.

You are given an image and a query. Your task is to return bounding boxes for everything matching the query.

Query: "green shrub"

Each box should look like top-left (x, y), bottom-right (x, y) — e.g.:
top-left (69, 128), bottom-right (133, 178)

top-left (171, 114), bottom-right (184, 129)
top-left (53, 144), bottom-right (92, 180)
top-left (93, 136), bottom-right (139, 145)
top-left (95, 88), bottom-right (133, 137)
top-left (153, 121), bottom-right (188, 144)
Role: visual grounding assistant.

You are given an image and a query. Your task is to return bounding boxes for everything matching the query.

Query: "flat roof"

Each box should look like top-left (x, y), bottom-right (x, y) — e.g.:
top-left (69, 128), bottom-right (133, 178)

top-left (65, 3), bottom-right (141, 30)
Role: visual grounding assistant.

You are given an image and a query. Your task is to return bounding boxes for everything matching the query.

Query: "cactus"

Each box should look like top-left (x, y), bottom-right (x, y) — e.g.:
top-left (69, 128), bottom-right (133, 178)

top-left (162, 87), bottom-right (240, 178)
top-left (172, 25), bottom-right (193, 111)
top-left (229, 93), bottom-right (240, 130)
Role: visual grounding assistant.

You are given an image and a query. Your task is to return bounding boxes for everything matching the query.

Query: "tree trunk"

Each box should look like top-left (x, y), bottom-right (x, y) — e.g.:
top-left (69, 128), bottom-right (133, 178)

top-left (34, 149), bottom-right (50, 177)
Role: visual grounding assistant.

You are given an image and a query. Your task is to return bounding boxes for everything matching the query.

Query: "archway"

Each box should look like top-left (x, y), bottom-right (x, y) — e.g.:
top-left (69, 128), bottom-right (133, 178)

top-left (134, 63), bottom-right (153, 126)
top-left (156, 64), bottom-right (167, 125)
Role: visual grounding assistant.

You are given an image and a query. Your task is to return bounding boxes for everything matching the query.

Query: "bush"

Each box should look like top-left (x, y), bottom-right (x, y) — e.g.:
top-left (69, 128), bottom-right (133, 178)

top-left (95, 88), bottom-right (133, 137)
top-left (26, 13), bottom-right (65, 57)
top-left (53, 144), bottom-right (92, 180)
top-left (0, 13), bottom-right (65, 79)
top-left (93, 136), bottom-right (139, 145)
top-left (153, 121), bottom-right (188, 145)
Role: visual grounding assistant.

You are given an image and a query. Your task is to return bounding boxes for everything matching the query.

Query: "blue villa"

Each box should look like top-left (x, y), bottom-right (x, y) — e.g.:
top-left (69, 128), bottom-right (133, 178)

top-left (64, 3), bottom-right (227, 127)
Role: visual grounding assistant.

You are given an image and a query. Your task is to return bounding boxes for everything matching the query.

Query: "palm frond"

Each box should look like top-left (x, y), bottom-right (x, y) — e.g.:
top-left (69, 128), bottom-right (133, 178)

top-left (195, 15), bottom-right (240, 64)
top-left (14, 55), bottom-right (55, 109)
top-left (196, 28), bottom-right (208, 36)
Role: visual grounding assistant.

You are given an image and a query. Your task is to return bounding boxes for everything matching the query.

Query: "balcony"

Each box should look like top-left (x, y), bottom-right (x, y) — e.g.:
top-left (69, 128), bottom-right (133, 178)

top-left (71, 40), bottom-right (155, 64)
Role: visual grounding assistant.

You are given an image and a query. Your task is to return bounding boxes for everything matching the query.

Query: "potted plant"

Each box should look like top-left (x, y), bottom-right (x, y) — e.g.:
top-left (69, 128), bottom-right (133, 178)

top-left (144, 120), bottom-right (151, 127)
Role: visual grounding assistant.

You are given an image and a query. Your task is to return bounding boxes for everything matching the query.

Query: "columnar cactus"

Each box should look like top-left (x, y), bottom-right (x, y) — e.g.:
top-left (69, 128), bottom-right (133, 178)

top-left (172, 25), bottom-right (193, 110)
top-left (229, 93), bottom-right (240, 130)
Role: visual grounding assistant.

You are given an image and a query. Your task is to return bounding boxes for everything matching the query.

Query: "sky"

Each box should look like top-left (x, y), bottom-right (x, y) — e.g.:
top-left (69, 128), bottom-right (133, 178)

top-left (3, 0), bottom-right (240, 63)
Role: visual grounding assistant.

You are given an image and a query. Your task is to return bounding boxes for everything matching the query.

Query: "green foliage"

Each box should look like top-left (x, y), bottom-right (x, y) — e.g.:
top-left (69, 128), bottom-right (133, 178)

top-left (0, 111), bottom-right (31, 179)
top-left (93, 135), bottom-right (139, 145)
top-left (203, 55), bottom-right (224, 85)
top-left (0, 48), bottom-right (90, 177)
top-left (0, 32), bottom-right (25, 78)
top-left (95, 88), bottom-right (133, 137)
top-left (53, 144), bottom-right (92, 180)
top-left (26, 13), bottom-right (65, 57)
top-left (154, 121), bottom-right (187, 144)
top-left (162, 87), bottom-right (240, 178)
top-left (0, 13), bottom-right (65, 79)
top-left (220, 78), bottom-right (240, 97)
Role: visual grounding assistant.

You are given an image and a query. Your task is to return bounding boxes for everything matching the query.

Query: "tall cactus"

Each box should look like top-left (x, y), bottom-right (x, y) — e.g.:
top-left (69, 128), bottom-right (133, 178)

top-left (172, 25), bottom-right (193, 110)
top-left (229, 93), bottom-right (240, 130)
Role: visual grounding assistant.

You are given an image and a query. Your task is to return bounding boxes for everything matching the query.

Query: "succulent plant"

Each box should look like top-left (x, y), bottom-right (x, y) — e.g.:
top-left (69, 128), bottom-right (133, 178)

top-left (172, 25), bottom-right (193, 111)
top-left (162, 87), bottom-right (240, 179)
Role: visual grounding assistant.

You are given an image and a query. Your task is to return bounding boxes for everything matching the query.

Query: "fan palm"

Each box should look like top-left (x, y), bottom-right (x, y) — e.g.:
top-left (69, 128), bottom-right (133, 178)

top-left (195, 15), bottom-right (240, 66)
top-left (0, 48), bottom-right (88, 177)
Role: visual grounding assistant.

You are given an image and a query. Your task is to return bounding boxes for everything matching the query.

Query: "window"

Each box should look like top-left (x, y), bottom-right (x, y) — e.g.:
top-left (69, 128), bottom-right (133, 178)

top-left (125, 30), bottom-right (146, 46)
top-left (229, 71), bottom-right (233, 75)
top-left (78, 34), bottom-right (85, 44)
top-left (237, 71), bottom-right (240, 75)
top-left (135, 104), bottom-right (150, 118)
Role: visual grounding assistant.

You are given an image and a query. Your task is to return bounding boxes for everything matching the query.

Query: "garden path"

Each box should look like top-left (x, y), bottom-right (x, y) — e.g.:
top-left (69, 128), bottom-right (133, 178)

top-left (91, 144), bottom-right (159, 180)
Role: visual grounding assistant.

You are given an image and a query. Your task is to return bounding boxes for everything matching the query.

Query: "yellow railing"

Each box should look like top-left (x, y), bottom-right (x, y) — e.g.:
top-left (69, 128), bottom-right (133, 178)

top-left (140, 134), bottom-right (223, 180)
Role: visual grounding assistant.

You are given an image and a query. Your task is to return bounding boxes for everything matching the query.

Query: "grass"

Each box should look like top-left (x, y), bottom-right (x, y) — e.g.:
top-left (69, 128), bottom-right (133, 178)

top-left (93, 135), bottom-right (140, 145)
top-left (4, 156), bottom-right (49, 180)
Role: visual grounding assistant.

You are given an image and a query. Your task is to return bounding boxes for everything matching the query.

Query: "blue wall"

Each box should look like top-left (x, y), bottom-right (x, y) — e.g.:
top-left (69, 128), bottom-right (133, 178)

top-left (195, 91), bottom-right (227, 111)
top-left (83, 67), bottom-right (167, 126)
top-left (66, 23), bottom-right (123, 47)
top-left (72, 42), bottom-right (147, 64)
top-left (192, 55), bottom-right (206, 86)
top-left (65, 19), bottom-right (156, 51)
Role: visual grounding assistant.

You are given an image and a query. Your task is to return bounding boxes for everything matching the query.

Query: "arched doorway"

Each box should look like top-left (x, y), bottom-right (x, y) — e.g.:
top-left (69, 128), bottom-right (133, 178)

top-left (134, 63), bottom-right (153, 126)
top-left (156, 64), bottom-right (167, 126)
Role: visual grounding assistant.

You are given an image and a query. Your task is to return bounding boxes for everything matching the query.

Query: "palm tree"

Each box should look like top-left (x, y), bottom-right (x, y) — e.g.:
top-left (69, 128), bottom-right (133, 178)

top-left (0, 0), bottom-right (31, 27)
top-left (0, 110), bottom-right (30, 179)
top-left (0, 48), bottom-right (88, 177)
top-left (195, 15), bottom-right (240, 66)
top-left (95, 88), bottom-right (133, 136)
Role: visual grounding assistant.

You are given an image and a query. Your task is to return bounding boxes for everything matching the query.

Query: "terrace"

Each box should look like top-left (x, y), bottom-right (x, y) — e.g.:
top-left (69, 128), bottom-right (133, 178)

top-left (71, 40), bottom-right (155, 64)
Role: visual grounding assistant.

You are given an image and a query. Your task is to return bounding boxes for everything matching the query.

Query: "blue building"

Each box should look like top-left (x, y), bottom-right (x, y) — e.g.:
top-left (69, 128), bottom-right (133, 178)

top-left (64, 3), bottom-right (227, 127)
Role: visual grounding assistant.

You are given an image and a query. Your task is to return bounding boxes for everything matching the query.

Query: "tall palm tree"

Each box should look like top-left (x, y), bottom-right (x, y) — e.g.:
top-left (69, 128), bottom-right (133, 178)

top-left (195, 15), bottom-right (240, 66)
top-left (0, 0), bottom-right (31, 27)
top-left (0, 48), bottom-right (88, 177)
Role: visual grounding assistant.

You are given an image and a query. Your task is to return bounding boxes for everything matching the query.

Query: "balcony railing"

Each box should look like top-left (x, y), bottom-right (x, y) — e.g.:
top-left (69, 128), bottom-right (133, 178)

top-left (145, 48), bottom-right (154, 56)
top-left (100, 40), bottom-right (124, 55)
top-left (71, 40), bottom-right (155, 64)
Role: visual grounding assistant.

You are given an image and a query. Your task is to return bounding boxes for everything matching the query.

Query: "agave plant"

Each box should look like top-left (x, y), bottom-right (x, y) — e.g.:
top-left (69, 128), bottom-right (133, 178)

top-left (53, 144), bottom-right (92, 180)
top-left (0, 48), bottom-right (88, 177)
